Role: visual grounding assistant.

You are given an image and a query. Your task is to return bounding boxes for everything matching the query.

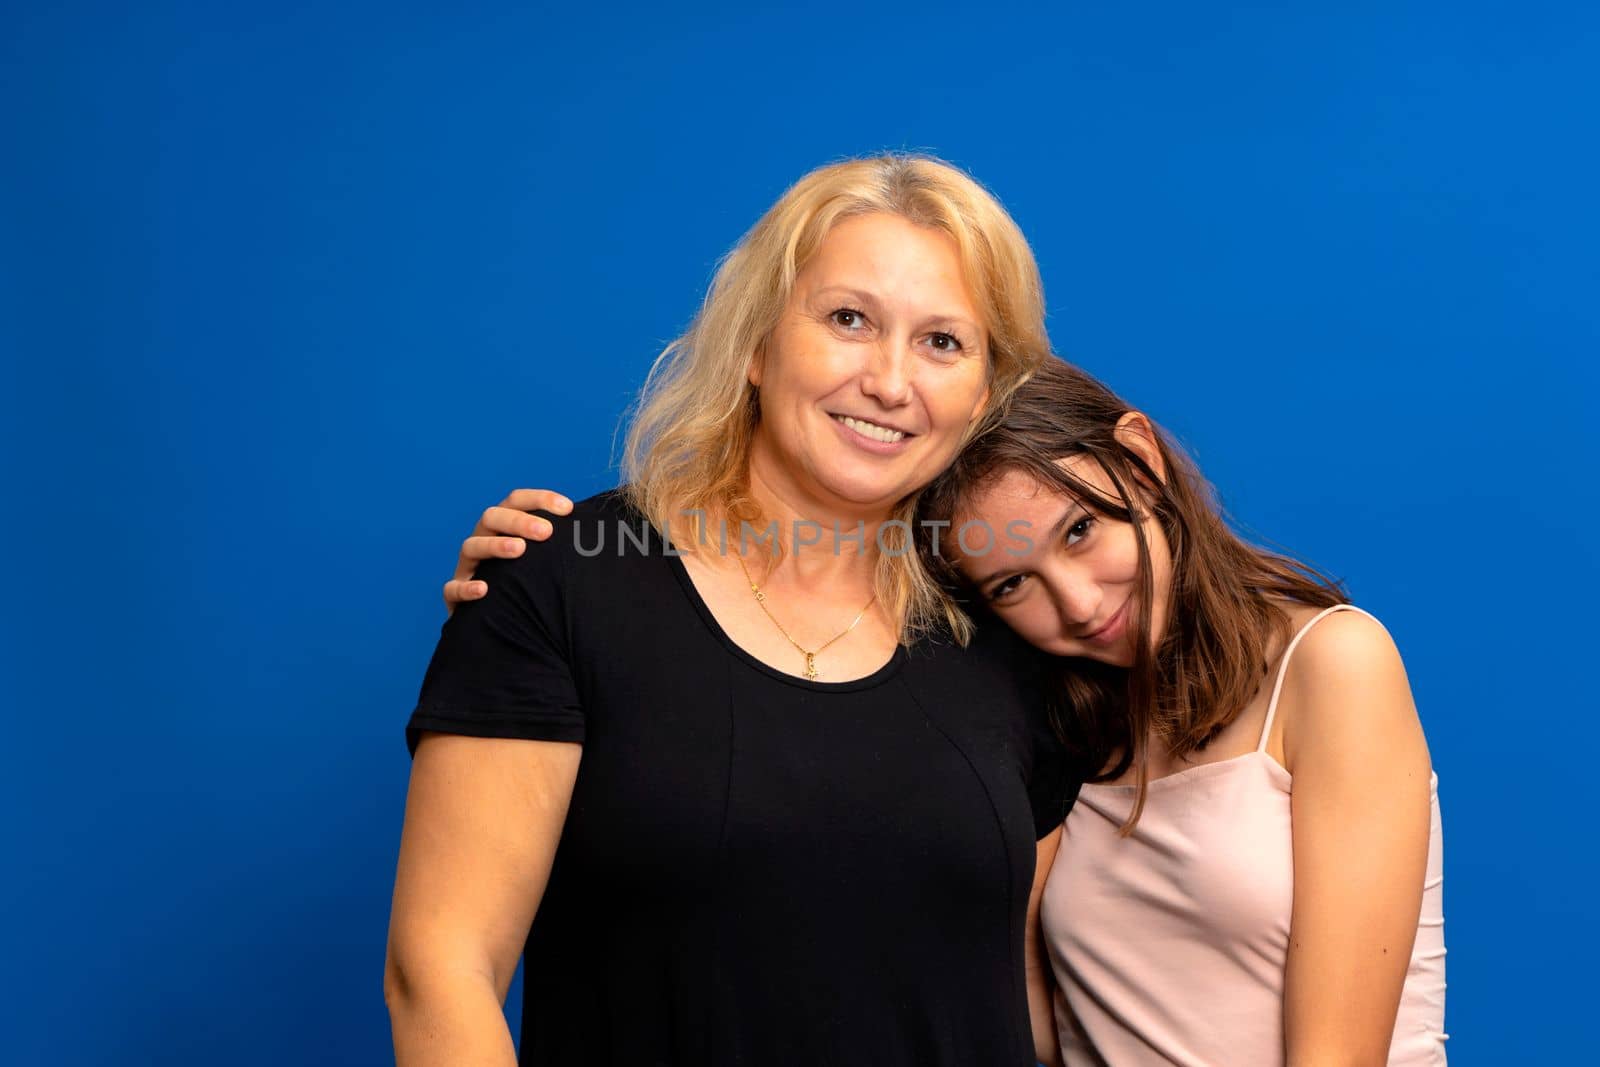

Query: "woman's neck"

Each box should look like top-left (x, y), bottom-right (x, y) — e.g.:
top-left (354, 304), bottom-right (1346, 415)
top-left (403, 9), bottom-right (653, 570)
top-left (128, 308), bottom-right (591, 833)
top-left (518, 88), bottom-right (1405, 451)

top-left (727, 458), bottom-right (888, 589)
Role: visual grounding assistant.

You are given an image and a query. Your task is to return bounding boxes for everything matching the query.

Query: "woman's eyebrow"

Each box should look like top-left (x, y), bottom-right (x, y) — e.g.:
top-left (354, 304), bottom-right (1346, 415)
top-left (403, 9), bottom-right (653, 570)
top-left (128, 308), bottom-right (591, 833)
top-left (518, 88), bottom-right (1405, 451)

top-left (924, 315), bottom-right (983, 338)
top-left (808, 285), bottom-right (881, 308)
top-left (808, 286), bottom-right (980, 332)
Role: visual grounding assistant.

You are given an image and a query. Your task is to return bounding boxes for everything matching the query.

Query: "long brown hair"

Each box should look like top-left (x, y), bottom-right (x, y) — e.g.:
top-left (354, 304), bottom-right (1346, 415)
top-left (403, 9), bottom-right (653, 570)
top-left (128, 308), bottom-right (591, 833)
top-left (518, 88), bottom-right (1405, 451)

top-left (916, 357), bottom-right (1346, 830)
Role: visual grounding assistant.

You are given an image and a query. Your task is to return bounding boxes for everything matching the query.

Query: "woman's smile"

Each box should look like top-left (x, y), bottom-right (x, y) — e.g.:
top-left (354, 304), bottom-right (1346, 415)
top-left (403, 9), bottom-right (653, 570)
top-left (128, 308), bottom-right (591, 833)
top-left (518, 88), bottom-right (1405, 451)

top-left (829, 412), bottom-right (916, 453)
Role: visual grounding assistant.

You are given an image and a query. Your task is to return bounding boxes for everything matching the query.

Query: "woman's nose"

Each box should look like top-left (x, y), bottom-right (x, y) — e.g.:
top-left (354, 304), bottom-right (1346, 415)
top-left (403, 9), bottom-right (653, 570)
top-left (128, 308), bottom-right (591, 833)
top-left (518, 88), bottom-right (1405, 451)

top-left (860, 339), bottom-right (913, 408)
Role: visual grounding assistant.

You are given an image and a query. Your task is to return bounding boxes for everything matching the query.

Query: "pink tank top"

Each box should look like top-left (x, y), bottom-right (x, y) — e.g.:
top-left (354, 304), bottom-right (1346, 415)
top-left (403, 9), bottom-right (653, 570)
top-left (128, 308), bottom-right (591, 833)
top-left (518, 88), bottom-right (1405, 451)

top-left (1040, 605), bottom-right (1447, 1065)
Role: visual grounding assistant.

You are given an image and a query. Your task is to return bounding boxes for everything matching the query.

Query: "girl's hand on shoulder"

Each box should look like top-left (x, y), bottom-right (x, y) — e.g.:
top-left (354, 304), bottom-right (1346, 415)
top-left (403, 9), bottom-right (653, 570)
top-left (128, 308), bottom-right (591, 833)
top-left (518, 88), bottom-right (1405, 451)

top-left (444, 489), bottom-right (574, 613)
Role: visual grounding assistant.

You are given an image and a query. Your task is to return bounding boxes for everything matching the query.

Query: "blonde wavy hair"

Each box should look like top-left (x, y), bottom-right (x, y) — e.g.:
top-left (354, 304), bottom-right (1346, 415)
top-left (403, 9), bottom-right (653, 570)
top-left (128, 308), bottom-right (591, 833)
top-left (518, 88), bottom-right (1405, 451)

top-left (622, 154), bottom-right (1051, 642)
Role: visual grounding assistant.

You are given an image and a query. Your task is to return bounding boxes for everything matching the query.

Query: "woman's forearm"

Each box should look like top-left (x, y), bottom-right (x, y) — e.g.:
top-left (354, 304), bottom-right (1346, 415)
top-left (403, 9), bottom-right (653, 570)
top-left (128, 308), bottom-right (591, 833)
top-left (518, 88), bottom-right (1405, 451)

top-left (385, 965), bottom-right (519, 1067)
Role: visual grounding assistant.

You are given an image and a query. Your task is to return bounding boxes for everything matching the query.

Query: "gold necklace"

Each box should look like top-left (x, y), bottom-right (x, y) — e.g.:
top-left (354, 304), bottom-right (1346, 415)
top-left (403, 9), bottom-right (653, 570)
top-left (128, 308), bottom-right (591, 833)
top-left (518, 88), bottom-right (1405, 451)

top-left (736, 554), bottom-right (878, 680)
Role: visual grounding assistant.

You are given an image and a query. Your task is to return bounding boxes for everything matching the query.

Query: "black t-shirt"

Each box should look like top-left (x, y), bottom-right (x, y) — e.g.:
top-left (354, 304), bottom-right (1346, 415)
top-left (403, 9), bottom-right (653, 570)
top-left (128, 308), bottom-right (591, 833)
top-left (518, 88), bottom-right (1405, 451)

top-left (407, 490), bottom-right (1075, 1066)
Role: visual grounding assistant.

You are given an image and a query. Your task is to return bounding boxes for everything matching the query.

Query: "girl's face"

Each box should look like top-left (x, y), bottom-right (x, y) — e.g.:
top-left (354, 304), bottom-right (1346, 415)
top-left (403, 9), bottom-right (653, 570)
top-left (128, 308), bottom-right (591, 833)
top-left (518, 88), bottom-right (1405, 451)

top-left (952, 457), bottom-right (1173, 667)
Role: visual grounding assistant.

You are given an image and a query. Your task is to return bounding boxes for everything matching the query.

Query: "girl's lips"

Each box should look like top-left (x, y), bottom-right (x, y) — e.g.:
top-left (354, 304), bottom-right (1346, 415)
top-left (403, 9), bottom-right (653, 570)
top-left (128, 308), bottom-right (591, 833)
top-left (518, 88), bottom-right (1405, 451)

top-left (1083, 598), bottom-right (1130, 646)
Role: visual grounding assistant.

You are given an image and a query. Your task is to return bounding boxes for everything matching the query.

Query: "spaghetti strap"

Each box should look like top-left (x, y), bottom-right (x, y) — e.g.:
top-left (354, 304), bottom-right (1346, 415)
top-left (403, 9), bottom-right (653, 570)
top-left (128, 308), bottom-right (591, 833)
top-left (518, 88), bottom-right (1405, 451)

top-left (1256, 604), bottom-right (1380, 753)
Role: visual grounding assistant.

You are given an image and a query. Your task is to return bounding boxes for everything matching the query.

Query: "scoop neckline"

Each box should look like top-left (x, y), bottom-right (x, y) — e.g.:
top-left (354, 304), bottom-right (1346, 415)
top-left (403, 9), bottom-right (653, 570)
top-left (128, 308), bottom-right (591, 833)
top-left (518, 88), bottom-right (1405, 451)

top-left (665, 546), bottom-right (907, 693)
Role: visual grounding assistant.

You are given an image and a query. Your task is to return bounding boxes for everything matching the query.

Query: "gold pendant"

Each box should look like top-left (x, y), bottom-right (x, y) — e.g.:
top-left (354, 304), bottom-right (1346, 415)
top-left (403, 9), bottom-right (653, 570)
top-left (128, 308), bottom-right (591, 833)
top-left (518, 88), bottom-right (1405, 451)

top-left (804, 653), bottom-right (818, 680)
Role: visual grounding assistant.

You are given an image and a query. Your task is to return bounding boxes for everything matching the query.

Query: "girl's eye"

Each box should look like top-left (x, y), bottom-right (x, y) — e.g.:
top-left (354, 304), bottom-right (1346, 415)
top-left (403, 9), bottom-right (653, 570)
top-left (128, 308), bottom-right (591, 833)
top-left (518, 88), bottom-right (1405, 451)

top-left (1065, 515), bottom-right (1095, 546)
top-left (926, 331), bottom-right (963, 354)
top-left (831, 308), bottom-right (867, 331)
top-left (988, 574), bottom-right (1026, 602)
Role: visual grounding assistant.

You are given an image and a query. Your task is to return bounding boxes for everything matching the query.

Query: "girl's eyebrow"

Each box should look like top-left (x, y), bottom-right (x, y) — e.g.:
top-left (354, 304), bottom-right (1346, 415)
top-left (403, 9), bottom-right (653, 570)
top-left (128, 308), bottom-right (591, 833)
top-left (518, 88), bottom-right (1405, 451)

top-left (963, 499), bottom-right (1087, 589)
top-left (1044, 500), bottom-right (1089, 544)
top-left (954, 526), bottom-right (1012, 588)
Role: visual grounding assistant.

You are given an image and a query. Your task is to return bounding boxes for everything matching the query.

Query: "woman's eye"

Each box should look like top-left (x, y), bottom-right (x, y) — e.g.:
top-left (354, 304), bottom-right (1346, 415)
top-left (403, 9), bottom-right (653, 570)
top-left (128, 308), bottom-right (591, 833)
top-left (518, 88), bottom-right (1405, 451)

top-left (926, 331), bottom-right (963, 354)
top-left (1064, 515), bottom-right (1095, 546)
top-left (831, 308), bottom-right (866, 331)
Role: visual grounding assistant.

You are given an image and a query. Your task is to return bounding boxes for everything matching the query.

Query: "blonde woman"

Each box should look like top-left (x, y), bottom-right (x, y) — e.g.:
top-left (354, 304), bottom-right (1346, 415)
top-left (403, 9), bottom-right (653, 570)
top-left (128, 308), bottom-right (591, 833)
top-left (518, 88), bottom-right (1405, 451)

top-left (384, 156), bottom-right (1071, 1066)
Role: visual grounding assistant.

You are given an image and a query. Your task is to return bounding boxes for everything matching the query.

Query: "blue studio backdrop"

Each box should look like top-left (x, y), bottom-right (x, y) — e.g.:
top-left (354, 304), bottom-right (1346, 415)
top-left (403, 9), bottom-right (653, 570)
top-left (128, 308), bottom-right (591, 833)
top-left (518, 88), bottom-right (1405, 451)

top-left (5, 2), bottom-right (1596, 1063)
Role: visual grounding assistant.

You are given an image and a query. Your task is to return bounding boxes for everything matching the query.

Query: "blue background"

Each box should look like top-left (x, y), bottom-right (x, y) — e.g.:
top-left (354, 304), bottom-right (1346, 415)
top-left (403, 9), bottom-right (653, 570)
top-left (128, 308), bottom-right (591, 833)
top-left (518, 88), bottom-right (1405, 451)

top-left (6, 1), bottom-right (1595, 1063)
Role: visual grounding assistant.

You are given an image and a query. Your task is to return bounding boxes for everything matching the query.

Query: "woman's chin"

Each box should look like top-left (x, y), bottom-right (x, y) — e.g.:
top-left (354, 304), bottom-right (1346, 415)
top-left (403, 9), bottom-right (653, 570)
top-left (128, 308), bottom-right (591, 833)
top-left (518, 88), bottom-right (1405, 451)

top-left (811, 475), bottom-right (919, 514)
top-left (812, 453), bottom-right (944, 510)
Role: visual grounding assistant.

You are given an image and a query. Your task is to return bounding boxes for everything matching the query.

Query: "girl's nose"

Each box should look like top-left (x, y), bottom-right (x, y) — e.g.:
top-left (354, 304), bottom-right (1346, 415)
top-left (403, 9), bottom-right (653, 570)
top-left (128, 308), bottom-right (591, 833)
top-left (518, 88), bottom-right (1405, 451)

top-left (1046, 564), bottom-right (1103, 634)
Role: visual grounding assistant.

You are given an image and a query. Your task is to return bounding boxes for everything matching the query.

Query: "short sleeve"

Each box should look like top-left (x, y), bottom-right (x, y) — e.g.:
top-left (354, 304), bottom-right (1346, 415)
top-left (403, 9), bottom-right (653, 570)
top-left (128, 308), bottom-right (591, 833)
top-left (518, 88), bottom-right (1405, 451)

top-left (1014, 647), bottom-right (1080, 838)
top-left (405, 537), bottom-right (584, 757)
top-left (1028, 707), bottom-right (1080, 838)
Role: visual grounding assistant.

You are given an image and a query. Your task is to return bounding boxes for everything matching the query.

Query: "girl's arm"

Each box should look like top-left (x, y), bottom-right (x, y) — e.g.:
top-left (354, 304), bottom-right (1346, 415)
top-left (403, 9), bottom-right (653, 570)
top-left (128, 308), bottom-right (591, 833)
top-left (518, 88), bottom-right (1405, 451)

top-left (443, 489), bottom-right (573, 612)
top-left (385, 734), bottom-right (581, 1066)
top-left (1028, 827), bottom-right (1064, 1067)
top-left (1282, 611), bottom-right (1434, 1067)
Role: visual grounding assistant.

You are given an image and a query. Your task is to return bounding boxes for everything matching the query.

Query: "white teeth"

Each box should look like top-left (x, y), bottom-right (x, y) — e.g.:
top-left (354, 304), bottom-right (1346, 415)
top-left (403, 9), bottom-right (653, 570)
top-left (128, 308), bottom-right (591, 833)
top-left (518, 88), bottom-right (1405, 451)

top-left (837, 415), bottom-right (905, 444)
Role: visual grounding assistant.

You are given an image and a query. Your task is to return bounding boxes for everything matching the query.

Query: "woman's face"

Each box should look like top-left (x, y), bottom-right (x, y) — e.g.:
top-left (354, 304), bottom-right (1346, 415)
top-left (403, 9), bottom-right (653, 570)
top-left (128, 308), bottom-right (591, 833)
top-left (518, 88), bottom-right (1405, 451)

top-left (951, 459), bottom-right (1173, 668)
top-left (748, 212), bottom-right (991, 515)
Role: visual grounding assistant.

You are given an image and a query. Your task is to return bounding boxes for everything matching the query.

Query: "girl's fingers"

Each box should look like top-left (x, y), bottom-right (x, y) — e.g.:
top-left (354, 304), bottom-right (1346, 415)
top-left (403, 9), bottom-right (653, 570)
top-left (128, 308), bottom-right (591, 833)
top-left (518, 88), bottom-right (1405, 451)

top-left (478, 505), bottom-right (555, 541)
top-left (442, 578), bottom-right (488, 611)
top-left (498, 489), bottom-right (574, 516)
top-left (459, 535), bottom-right (529, 568)
top-left (446, 490), bottom-right (570, 613)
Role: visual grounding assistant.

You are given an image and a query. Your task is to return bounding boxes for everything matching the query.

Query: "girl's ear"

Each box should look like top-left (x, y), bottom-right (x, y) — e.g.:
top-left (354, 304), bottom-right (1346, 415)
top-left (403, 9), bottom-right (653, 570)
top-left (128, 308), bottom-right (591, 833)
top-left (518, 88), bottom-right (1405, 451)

top-left (1113, 412), bottom-right (1167, 487)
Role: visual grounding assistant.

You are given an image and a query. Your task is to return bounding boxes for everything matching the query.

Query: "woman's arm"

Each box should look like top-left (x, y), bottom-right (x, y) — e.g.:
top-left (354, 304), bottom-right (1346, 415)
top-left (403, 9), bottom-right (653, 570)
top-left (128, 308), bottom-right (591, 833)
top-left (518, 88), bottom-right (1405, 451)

top-left (1282, 611), bottom-right (1433, 1067)
top-left (384, 734), bottom-right (581, 1066)
top-left (1028, 826), bottom-right (1064, 1067)
top-left (443, 489), bottom-right (573, 612)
